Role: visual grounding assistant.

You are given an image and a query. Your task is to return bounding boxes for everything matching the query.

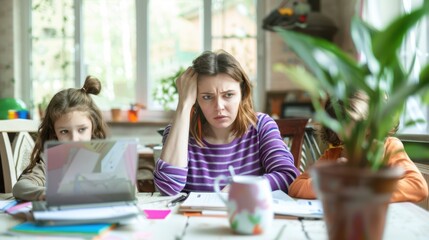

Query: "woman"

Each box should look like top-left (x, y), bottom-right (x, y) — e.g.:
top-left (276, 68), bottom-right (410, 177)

top-left (288, 91), bottom-right (428, 203)
top-left (154, 50), bottom-right (299, 196)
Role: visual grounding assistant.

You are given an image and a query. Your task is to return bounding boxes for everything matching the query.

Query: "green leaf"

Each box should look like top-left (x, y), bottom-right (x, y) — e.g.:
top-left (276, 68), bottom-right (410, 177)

top-left (404, 118), bottom-right (426, 127)
top-left (350, 16), bottom-right (378, 70)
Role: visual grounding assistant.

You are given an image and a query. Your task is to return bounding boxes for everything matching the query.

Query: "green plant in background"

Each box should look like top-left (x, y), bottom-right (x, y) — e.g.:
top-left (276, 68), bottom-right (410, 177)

top-left (274, 1), bottom-right (429, 170)
top-left (152, 67), bottom-right (186, 111)
top-left (37, 94), bottom-right (52, 119)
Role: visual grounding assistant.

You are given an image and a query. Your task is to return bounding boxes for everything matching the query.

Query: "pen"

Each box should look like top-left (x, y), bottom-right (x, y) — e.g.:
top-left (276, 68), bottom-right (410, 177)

top-left (166, 194), bottom-right (188, 207)
top-left (297, 216), bottom-right (322, 221)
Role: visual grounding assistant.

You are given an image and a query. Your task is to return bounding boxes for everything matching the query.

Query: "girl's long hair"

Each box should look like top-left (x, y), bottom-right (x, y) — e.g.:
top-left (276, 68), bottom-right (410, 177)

top-left (22, 76), bottom-right (108, 174)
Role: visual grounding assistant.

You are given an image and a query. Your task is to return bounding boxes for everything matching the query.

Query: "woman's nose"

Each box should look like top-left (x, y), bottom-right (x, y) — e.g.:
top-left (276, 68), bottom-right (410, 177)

top-left (214, 97), bottom-right (224, 110)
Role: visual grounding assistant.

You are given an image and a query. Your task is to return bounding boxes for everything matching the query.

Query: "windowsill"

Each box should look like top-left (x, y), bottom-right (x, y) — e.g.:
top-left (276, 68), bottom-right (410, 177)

top-left (396, 134), bottom-right (429, 143)
top-left (103, 109), bottom-right (174, 126)
top-left (107, 119), bottom-right (170, 126)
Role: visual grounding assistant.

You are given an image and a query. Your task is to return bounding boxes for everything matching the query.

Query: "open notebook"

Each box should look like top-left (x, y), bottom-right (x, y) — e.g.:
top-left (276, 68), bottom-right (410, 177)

top-left (179, 190), bottom-right (323, 219)
top-left (32, 138), bottom-right (140, 225)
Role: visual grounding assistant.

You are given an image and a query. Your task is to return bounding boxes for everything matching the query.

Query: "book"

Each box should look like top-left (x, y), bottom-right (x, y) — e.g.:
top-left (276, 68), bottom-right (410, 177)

top-left (179, 192), bottom-right (228, 212)
top-left (179, 190), bottom-right (293, 213)
top-left (179, 190), bottom-right (323, 219)
top-left (32, 204), bottom-right (141, 226)
top-left (9, 222), bottom-right (114, 237)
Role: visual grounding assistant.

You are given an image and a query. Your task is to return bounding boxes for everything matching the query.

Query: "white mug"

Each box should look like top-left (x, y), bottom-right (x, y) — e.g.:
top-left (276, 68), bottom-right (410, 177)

top-left (214, 175), bottom-right (273, 235)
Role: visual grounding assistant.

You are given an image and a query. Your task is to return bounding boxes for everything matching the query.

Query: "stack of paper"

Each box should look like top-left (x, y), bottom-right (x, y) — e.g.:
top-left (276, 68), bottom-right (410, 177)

top-left (32, 204), bottom-right (141, 226)
top-left (179, 190), bottom-right (323, 219)
top-left (179, 192), bottom-right (228, 212)
top-left (274, 199), bottom-right (323, 219)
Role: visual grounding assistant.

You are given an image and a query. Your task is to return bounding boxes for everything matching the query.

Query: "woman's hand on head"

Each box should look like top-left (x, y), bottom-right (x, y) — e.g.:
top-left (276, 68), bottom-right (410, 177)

top-left (176, 67), bottom-right (198, 108)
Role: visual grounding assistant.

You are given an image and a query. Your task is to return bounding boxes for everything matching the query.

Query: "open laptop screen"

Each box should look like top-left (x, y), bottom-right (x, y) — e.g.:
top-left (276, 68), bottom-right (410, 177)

top-left (44, 139), bottom-right (138, 207)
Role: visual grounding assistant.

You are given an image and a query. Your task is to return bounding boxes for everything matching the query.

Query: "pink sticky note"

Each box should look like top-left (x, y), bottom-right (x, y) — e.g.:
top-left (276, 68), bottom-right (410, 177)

top-left (143, 209), bottom-right (171, 219)
top-left (6, 201), bottom-right (32, 214)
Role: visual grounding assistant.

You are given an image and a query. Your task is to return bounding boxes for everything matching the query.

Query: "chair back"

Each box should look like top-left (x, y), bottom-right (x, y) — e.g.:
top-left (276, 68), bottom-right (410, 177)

top-left (0, 119), bottom-right (39, 193)
top-left (274, 118), bottom-right (309, 170)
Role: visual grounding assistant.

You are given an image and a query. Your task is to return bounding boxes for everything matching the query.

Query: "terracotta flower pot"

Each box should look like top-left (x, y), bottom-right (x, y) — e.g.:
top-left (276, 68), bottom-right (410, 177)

top-left (111, 108), bottom-right (122, 122)
top-left (311, 163), bottom-right (404, 240)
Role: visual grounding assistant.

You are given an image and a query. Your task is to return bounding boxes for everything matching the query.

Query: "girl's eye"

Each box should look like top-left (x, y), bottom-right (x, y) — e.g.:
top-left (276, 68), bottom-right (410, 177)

top-left (225, 93), bottom-right (234, 98)
top-left (202, 95), bottom-right (212, 100)
top-left (59, 130), bottom-right (68, 135)
top-left (78, 127), bottom-right (88, 133)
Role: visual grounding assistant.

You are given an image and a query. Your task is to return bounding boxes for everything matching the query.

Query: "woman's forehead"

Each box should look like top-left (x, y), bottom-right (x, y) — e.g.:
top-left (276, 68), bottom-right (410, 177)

top-left (198, 73), bottom-right (240, 90)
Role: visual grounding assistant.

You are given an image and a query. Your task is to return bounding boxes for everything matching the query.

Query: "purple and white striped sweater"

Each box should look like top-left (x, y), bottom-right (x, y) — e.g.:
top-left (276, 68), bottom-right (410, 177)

top-left (153, 113), bottom-right (299, 196)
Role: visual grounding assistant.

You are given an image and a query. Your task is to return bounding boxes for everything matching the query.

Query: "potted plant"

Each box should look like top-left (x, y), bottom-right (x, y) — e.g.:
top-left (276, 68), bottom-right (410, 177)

top-left (152, 67), bottom-right (186, 111)
top-left (37, 95), bottom-right (51, 120)
top-left (274, 1), bottom-right (429, 240)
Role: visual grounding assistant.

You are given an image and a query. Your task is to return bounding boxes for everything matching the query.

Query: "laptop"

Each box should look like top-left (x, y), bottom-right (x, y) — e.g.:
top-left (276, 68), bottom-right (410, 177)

top-left (32, 138), bottom-right (141, 225)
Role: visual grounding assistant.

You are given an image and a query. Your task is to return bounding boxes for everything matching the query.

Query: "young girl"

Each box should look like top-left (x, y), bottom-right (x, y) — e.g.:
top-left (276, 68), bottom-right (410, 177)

top-left (12, 76), bottom-right (109, 201)
top-left (288, 92), bottom-right (428, 203)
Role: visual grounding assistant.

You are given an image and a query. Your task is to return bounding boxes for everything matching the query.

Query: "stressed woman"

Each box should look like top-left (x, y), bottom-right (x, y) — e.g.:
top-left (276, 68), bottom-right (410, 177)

top-left (154, 50), bottom-right (299, 195)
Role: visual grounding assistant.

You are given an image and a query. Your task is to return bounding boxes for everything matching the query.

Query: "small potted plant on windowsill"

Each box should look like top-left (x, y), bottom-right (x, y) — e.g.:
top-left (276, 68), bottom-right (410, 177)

top-left (152, 67), bottom-right (186, 111)
top-left (37, 95), bottom-right (51, 120)
top-left (274, 1), bottom-right (429, 240)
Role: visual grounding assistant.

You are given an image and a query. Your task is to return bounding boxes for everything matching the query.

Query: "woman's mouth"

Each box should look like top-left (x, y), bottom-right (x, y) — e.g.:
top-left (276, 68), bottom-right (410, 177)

top-left (214, 115), bottom-right (227, 120)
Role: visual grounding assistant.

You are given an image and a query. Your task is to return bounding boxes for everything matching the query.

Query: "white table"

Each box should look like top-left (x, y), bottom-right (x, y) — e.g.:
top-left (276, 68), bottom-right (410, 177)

top-left (1, 193), bottom-right (429, 239)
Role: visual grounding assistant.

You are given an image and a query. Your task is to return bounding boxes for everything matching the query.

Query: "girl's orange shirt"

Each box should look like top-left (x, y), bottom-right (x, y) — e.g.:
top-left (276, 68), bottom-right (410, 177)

top-left (288, 137), bottom-right (429, 203)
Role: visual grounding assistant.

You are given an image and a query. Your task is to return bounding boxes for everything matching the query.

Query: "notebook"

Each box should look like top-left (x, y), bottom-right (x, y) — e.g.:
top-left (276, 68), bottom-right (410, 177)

top-left (10, 222), bottom-right (114, 237)
top-left (179, 190), bottom-right (323, 219)
top-left (32, 138), bottom-right (141, 225)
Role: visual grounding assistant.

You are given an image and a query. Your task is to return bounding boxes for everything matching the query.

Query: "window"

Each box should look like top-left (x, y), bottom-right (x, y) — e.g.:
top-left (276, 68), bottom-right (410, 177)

top-left (28, 0), bottom-right (259, 115)
top-left (82, 0), bottom-right (136, 106)
top-left (362, 0), bottom-right (429, 134)
top-left (147, 0), bottom-right (203, 109)
top-left (31, 0), bottom-right (75, 107)
top-left (211, 0), bottom-right (258, 80)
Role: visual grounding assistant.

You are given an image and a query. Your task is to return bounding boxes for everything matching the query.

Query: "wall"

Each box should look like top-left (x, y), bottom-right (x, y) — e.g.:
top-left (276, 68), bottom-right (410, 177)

top-left (0, 0), bottom-right (15, 98)
top-left (265, 0), bottom-right (357, 91)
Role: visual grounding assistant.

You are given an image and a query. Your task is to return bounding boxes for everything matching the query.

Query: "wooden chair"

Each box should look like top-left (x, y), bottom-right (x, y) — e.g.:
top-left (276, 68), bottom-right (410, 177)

top-left (0, 119), bottom-right (39, 193)
top-left (274, 118), bottom-right (309, 171)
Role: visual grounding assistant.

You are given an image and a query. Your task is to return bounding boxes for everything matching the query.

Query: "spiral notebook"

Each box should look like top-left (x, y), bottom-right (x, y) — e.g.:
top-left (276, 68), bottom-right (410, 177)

top-left (32, 138), bottom-right (140, 225)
